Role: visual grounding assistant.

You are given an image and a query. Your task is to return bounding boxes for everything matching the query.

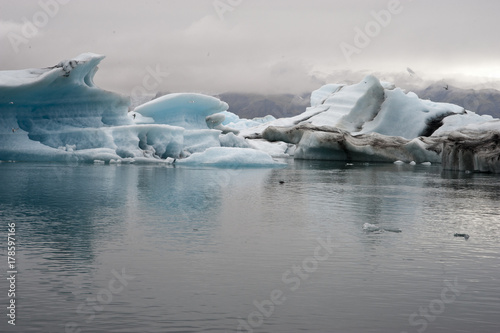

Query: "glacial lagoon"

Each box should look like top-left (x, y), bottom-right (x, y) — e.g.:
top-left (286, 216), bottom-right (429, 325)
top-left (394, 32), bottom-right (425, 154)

top-left (0, 160), bottom-right (499, 332)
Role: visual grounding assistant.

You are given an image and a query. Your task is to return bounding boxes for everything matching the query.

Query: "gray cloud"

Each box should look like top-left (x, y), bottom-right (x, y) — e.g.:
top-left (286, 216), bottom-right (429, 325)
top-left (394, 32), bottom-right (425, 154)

top-left (1, 0), bottom-right (500, 95)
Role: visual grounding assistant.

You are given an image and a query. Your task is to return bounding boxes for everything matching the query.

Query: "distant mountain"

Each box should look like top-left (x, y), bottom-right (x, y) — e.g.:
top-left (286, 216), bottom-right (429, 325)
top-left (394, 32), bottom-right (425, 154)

top-left (220, 85), bottom-right (500, 120)
top-left (147, 83), bottom-right (500, 120)
top-left (415, 83), bottom-right (500, 118)
top-left (217, 92), bottom-right (311, 119)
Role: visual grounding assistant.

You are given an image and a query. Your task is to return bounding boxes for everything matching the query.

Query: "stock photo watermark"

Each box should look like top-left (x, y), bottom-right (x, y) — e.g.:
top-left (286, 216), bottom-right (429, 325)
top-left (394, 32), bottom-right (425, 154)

top-left (340, 0), bottom-right (413, 63)
top-left (236, 235), bottom-right (335, 333)
top-left (401, 277), bottom-right (467, 333)
top-left (6, 0), bottom-right (72, 54)
top-left (6, 222), bottom-right (17, 326)
top-left (65, 268), bottom-right (135, 333)
top-left (213, 0), bottom-right (244, 21)
top-left (130, 65), bottom-right (170, 101)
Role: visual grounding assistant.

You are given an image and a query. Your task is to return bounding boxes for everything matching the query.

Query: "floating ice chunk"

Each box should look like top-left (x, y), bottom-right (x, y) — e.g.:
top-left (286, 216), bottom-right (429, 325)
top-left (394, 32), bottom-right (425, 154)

top-left (421, 162), bottom-right (432, 166)
top-left (394, 160), bottom-right (405, 165)
top-left (176, 147), bottom-right (282, 167)
top-left (410, 161), bottom-right (416, 165)
top-left (93, 160), bottom-right (105, 164)
top-left (363, 223), bottom-right (402, 233)
top-left (363, 223), bottom-right (380, 232)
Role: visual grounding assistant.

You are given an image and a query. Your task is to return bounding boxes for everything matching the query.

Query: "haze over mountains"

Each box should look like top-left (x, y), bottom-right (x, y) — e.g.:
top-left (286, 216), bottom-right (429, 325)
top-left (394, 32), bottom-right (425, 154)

top-left (148, 78), bottom-right (500, 121)
top-left (209, 83), bottom-right (500, 120)
top-left (415, 83), bottom-right (500, 119)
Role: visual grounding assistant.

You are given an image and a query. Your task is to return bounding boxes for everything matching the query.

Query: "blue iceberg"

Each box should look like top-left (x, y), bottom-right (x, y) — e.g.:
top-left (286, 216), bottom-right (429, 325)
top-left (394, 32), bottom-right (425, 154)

top-left (0, 53), bottom-right (280, 166)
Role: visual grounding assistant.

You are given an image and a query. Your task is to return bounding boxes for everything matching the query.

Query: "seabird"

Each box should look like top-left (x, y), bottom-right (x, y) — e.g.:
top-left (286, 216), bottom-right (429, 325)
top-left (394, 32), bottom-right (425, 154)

top-left (11, 128), bottom-right (19, 133)
top-left (407, 67), bottom-right (416, 76)
top-left (133, 113), bottom-right (136, 119)
top-left (279, 180), bottom-right (285, 184)
top-left (444, 84), bottom-right (449, 90)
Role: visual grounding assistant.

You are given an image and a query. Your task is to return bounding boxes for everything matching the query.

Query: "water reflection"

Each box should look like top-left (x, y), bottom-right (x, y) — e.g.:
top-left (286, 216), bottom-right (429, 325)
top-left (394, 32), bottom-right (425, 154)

top-left (0, 161), bottom-right (499, 333)
top-left (0, 163), bottom-right (130, 267)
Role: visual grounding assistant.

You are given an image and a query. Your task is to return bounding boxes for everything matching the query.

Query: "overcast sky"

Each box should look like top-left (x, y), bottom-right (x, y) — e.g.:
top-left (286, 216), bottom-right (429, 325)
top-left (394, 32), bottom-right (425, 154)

top-left (1, 0), bottom-right (500, 95)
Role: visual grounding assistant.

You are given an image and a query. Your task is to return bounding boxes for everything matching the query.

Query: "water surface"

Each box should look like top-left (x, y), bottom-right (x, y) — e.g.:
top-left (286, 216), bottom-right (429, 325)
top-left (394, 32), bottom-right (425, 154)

top-left (0, 161), bottom-right (499, 332)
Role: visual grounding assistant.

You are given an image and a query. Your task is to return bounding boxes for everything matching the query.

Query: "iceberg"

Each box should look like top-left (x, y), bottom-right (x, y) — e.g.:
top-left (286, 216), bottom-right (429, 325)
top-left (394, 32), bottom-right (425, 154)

top-left (0, 53), bottom-right (279, 166)
top-left (245, 75), bottom-right (499, 172)
top-left (1, 53), bottom-right (498, 172)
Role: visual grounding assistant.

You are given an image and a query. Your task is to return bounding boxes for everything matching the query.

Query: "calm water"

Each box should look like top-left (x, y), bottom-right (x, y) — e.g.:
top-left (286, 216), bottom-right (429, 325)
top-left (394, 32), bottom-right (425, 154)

top-left (0, 160), bottom-right (499, 333)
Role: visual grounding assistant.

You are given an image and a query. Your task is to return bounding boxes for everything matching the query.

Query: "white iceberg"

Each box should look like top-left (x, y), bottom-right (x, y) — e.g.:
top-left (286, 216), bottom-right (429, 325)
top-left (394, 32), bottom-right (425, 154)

top-left (250, 75), bottom-right (499, 171)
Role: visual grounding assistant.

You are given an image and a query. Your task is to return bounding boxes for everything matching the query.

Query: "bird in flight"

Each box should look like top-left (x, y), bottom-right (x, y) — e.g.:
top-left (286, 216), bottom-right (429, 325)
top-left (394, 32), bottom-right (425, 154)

top-left (407, 67), bottom-right (416, 76)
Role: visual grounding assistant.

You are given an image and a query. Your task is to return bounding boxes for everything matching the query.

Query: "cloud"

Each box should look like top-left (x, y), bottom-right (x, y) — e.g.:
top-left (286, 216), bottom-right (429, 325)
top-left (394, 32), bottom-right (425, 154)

top-left (0, 20), bottom-right (24, 38)
top-left (1, 0), bottom-right (500, 94)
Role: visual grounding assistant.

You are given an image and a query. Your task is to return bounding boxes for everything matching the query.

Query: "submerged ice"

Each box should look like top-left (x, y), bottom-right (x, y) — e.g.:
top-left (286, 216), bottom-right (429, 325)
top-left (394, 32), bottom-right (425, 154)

top-left (1, 53), bottom-right (499, 171)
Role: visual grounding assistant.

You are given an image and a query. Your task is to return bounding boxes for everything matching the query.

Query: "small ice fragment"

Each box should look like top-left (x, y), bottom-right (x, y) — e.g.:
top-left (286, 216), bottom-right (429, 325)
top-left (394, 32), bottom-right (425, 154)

top-left (363, 223), bottom-right (380, 232)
